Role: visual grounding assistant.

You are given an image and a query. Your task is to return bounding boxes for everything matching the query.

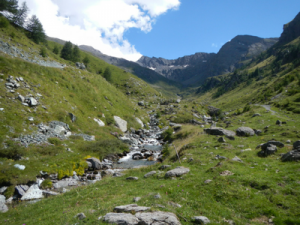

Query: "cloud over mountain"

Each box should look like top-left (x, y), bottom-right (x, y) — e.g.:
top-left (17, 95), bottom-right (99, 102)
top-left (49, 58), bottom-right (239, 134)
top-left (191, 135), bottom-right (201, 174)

top-left (22, 0), bottom-right (180, 61)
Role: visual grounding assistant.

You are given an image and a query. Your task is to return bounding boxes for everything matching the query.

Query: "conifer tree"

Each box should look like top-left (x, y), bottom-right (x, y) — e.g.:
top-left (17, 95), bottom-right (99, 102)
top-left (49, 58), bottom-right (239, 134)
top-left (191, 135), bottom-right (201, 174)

top-left (103, 67), bottom-right (112, 82)
top-left (72, 45), bottom-right (81, 62)
top-left (0, 0), bottom-right (19, 14)
top-left (26, 15), bottom-right (46, 44)
top-left (12, 1), bottom-right (28, 26)
top-left (60, 41), bottom-right (73, 61)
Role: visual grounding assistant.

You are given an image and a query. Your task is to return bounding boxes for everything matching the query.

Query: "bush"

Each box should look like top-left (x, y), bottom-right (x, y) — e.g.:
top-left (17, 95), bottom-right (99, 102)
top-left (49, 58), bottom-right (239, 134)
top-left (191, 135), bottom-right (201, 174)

top-left (0, 16), bottom-right (9, 28)
top-left (0, 143), bottom-right (24, 160)
top-left (10, 32), bottom-right (15, 38)
top-left (161, 128), bottom-right (173, 142)
top-left (4, 186), bottom-right (15, 198)
top-left (40, 47), bottom-right (47, 57)
top-left (47, 137), bottom-right (62, 146)
top-left (40, 179), bottom-right (52, 189)
top-left (161, 144), bottom-right (171, 160)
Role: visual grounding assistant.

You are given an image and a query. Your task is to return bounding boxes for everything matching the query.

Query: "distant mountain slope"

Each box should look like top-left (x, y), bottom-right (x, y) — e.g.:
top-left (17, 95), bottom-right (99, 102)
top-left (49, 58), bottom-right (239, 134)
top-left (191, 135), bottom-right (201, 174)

top-left (138, 35), bottom-right (278, 86)
top-left (278, 11), bottom-right (300, 45)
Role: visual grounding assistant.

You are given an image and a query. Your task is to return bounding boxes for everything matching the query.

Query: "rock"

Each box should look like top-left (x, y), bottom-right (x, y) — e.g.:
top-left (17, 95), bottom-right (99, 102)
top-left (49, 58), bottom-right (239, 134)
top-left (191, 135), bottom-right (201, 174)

top-left (281, 149), bottom-right (300, 162)
top-left (126, 177), bottom-right (138, 180)
top-left (94, 118), bottom-right (105, 127)
top-left (0, 196), bottom-right (8, 212)
top-left (114, 204), bottom-right (150, 213)
top-left (258, 144), bottom-right (277, 157)
top-left (133, 197), bottom-right (141, 202)
top-left (132, 153), bottom-right (143, 160)
top-left (220, 170), bottom-right (234, 176)
top-left (144, 171), bottom-right (156, 178)
top-left (204, 179), bottom-right (212, 184)
top-left (168, 201), bottom-right (182, 208)
top-left (207, 106), bottom-right (220, 116)
top-left (135, 117), bottom-right (144, 128)
top-left (254, 129), bottom-right (262, 135)
top-left (215, 155), bottom-right (227, 160)
top-left (21, 184), bottom-right (44, 201)
top-left (252, 113), bottom-right (261, 117)
top-left (218, 137), bottom-right (226, 143)
top-left (165, 167), bottom-right (190, 178)
top-left (101, 169), bottom-right (114, 177)
top-left (293, 140), bottom-right (300, 149)
top-left (14, 164), bottom-right (25, 170)
top-left (75, 212), bottom-right (86, 220)
top-left (28, 97), bottom-right (38, 106)
top-left (103, 213), bottom-right (139, 225)
top-left (75, 62), bottom-right (86, 70)
top-left (276, 120), bottom-right (281, 125)
top-left (114, 116), bottom-right (127, 132)
top-left (138, 101), bottom-right (145, 106)
top-left (232, 156), bottom-right (243, 163)
top-left (69, 113), bottom-right (76, 122)
top-left (42, 190), bottom-right (60, 196)
top-left (0, 187), bottom-right (7, 194)
top-left (15, 185), bottom-right (29, 196)
top-left (86, 157), bottom-right (102, 170)
top-left (176, 99), bottom-right (181, 103)
top-left (263, 140), bottom-right (284, 148)
top-left (154, 193), bottom-right (161, 199)
top-left (136, 211), bottom-right (181, 225)
top-left (17, 94), bottom-right (25, 102)
top-left (192, 216), bottom-right (210, 224)
top-left (236, 127), bottom-right (255, 136)
top-left (204, 127), bottom-right (235, 139)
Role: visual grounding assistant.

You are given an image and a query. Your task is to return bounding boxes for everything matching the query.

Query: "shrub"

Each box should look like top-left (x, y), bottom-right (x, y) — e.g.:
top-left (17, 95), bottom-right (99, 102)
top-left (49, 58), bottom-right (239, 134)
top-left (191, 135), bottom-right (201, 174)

top-left (4, 186), bottom-right (15, 198)
top-left (47, 137), bottom-right (62, 146)
top-left (0, 16), bottom-right (9, 28)
top-left (10, 32), bottom-right (16, 39)
top-left (40, 47), bottom-right (47, 57)
top-left (161, 128), bottom-right (173, 142)
top-left (242, 104), bottom-right (251, 113)
top-left (0, 143), bottom-right (24, 160)
top-left (161, 144), bottom-right (171, 160)
top-left (40, 179), bottom-right (52, 189)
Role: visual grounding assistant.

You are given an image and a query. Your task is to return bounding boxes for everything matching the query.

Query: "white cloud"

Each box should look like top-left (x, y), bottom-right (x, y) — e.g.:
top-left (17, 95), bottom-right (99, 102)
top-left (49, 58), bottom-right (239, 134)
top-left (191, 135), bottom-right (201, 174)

top-left (211, 43), bottom-right (218, 48)
top-left (21, 0), bottom-right (180, 61)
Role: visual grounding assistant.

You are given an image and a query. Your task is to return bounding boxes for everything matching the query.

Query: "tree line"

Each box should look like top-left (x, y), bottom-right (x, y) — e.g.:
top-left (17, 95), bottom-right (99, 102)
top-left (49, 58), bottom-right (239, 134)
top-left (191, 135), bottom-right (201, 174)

top-left (0, 0), bottom-right (46, 44)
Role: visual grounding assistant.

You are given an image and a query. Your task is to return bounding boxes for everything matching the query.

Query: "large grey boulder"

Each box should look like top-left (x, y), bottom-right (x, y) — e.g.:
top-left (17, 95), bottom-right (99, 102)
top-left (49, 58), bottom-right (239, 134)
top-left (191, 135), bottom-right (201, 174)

top-left (136, 211), bottom-right (181, 225)
top-left (236, 127), bottom-right (255, 136)
top-left (103, 213), bottom-right (139, 225)
top-left (263, 141), bottom-right (284, 148)
top-left (28, 97), bottom-right (38, 106)
top-left (114, 204), bottom-right (150, 213)
top-left (204, 128), bottom-right (235, 139)
top-left (114, 116), bottom-right (127, 132)
top-left (192, 216), bottom-right (210, 224)
top-left (21, 184), bottom-right (44, 201)
top-left (86, 157), bottom-right (102, 170)
top-left (165, 166), bottom-right (190, 178)
top-left (258, 144), bottom-right (277, 157)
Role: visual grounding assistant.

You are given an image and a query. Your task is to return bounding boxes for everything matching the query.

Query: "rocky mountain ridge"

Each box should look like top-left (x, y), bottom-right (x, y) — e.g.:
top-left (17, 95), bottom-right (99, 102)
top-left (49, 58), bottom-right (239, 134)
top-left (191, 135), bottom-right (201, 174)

top-left (137, 35), bottom-right (278, 86)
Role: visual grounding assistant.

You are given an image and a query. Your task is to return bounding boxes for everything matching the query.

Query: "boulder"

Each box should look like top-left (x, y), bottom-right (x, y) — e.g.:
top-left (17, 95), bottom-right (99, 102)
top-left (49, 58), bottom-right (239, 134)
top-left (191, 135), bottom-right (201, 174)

top-left (17, 95), bottom-right (25, 102)
top-left (138, 101), bottom-right (145, 106)
top-left (192, 216), bottom-right (210, 224)
top-left (75, 213), bottom-right (86, 220)
top-left (136, 211), bottom-right (181, 225)
top-left (144, 171), bottom-right (156, 178)
top-left (75, 62), bottom-right (86, 70)
top-left (28, 97), bottom-right (38, 106)
top-left (281, 149), bottom-right (300, 162)
top-left (262, 141), bottom-right (284, 148)
top-left (86, 157), bottom-right (102, 170)
top-left (204, 128), bottom-right (235, 139)
top-left (159, 165), bottom-right (171, 170)
top-left (103, 213), bottom-right (139, 225)
top-left (0, 196), bottom-right (8, 212)
top-left (126, 177), bottom-right (138, 180)
top-left (114, 204), bottom-right (150, 213)
top-left (236, 127), bottom-right (255, 136)
top-left (15, 185), bottom-right (29, 196)
top-left (132, 153), bottom-right (143, 160)
top-left (94, 118), bottom-right (105, 127)
top-left (258, 144), bottom-right (277, 157)
top-left (69, 113), bottom-right (76, 122)
top-left (231, 156), bottom-right (243, 163)
top-left (276, 120), bottom-right (281, 125)
top-left (135, 117), bottom-right (144, 128)
top-left (252, 113), bottom-right (261, 117)
top-left (218, 137), bottom-right (226, 143)
top-left (293, 140), bottom-right (300, 149)
top-left (21, 184), bottom-right (44, 201)
top-left (165, 166), bottom-right (190, 178)
top-left (133, 197), bottom-right (141, 202)
top-left (114, 116), bottom-right (127, 132)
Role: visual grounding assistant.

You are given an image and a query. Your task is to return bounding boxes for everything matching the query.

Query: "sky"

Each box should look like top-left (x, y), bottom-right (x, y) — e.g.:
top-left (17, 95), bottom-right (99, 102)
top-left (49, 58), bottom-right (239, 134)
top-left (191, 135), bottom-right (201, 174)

top-left (20, 0), bottom-right (300, 61)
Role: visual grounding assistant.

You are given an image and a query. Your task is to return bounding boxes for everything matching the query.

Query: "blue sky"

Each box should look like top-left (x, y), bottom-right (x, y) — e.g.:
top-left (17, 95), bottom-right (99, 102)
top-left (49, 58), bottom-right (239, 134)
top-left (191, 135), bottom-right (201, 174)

top-left (124, 0), bottom-right (300, 59)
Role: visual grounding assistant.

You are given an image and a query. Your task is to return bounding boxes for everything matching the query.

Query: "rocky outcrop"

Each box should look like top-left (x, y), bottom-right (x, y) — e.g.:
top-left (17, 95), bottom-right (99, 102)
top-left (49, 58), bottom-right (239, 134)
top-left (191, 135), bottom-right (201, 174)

top-left (165, 167), bottom-right (190, 178)
top-left (258, 140), bottom-right (284, 157)
top-left (236, 127), bottom-right (255, 136)
top-left (114, 204), bottom-right (150, 213)
top-left (21, 184), bottom-right (44, 201)
top-left (114, 116), bottom-right (127, 132)
top-left (75, 62), bottom-right (86, 70)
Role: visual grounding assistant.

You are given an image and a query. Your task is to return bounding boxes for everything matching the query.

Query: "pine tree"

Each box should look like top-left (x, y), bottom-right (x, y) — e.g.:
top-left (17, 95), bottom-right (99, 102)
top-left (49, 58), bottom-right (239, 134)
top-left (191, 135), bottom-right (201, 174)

top-left (60, 41), bottom-right (73, 61)
top-left (103, 67), bottom-right (112, 82)
top-left (0, 0), bottom-right (19, 14)
top-left (72, 45), bottom-right (81, 62)
top-left (83, 56), bottom-right (90, 67)
top-left (12, 1), bottom-right (28, 26)
top-left (26, 15), bottom-right (46, 44)
top-left (53, 45), bottom-right (59, 55)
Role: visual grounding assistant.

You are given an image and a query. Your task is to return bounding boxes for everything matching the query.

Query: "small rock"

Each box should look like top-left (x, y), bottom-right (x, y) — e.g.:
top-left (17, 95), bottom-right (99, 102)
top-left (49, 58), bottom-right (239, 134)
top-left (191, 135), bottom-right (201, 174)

top-left (192, 216), bottom-right (210, 224)
top-left (14, 164), bottom-right (25, 170)
top-left (104, 213), bottom-right (139, 225)
top-left (232, 156), bottom-right (243, 163)
top-left (165, 167), bottom-right (190, 178)
top-left (133, 197), bottom-right (141, 202)
top-left (204, 179), bottom-right (212, 184)
top-left (144, 171), bottom-right (156, 178)
top-left (126, 177), bottom-right (138, 180)
top-left (276, 120), bottom-right (281, 125)
top-left (75, 213), bottom-right (86, 220)
top-left (218, 137), bottom-right (226, 143)
top-left (220, 170), bottom-right (234, 176)
top-left (154, 193), bottom-right (161, 199)
top-left (159, 165), bottom-right (171, 170)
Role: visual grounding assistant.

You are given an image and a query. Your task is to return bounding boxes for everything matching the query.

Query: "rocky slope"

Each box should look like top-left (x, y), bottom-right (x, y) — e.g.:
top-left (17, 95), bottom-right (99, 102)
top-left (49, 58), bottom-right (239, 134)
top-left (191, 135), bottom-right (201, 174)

top-left (138, 35), bottom-right (278, 86)
top-left (278, 12), bottom-right (300, 45)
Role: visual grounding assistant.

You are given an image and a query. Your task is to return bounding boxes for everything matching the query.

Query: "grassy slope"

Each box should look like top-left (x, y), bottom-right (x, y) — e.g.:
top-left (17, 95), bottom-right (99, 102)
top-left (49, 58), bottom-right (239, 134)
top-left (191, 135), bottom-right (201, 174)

top-left (0, 19), bottom-right (171, 186)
